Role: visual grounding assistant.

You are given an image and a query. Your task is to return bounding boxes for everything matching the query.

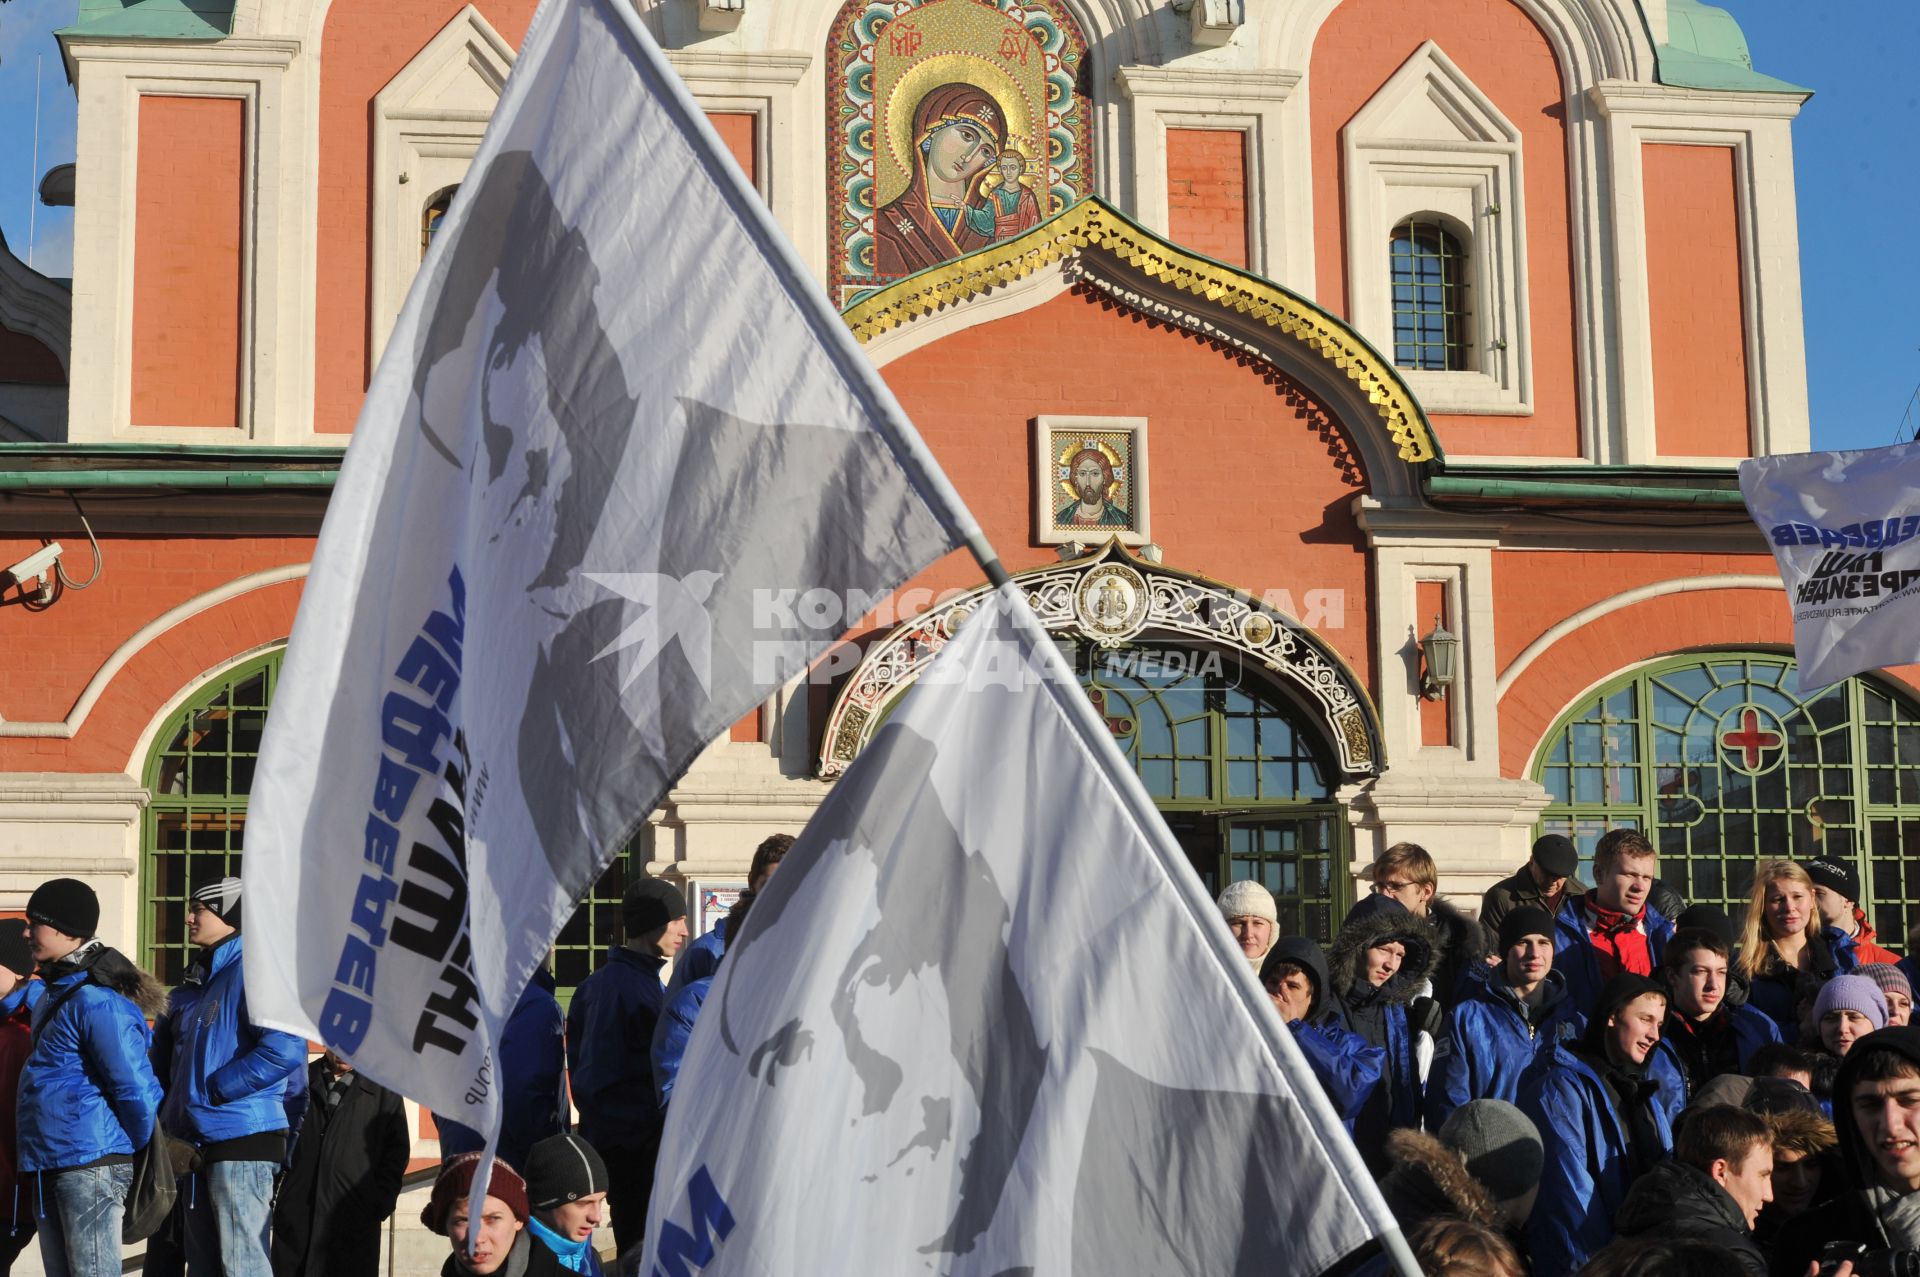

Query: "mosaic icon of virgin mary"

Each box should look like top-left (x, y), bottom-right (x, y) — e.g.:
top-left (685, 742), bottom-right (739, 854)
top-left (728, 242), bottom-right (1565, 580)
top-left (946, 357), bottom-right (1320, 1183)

top-left (874, 83), bottom-right (1008, 277)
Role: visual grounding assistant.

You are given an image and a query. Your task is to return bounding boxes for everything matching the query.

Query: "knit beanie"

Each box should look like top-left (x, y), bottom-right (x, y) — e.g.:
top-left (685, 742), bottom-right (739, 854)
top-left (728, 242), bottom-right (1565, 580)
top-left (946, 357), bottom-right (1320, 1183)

top-left (525, 1134), bottom-right (609, 1210)
top-left (1803, 858), bottom-right (1861, 904)
top-left (1437, 1100), bottom-right (1544, 1203)
top-left (422, 1153), bottom-right (529, 1235)
top-left (1672, 903), bottom-right (1737, 948)
top-left (191, 877), bottom-right (243, 930)
top-left (26, 878), bottom-right (98, 940)
top-left (1584, 973), bottom-right (1667, 1053)
top-left (0, 919), bottom-right (31, 979)
top-left (622, 877), bottom-right (687, 938)
top-left (1858, 963), bottom-right (1912, 1008)
top-left (1216, 879), bottom-right (1278, 924)
top-left (1497, 906), bottom-right (1556, 955)
top-left (1815, 974), bottom-right (1888, 1030)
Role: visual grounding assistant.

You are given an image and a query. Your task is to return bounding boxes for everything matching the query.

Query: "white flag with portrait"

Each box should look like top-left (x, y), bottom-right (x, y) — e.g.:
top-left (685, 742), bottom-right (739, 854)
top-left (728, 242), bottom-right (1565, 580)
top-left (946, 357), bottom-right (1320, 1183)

top-left (1741, 441), bottom-right (1920, 692)
top-left (644, 584), bottom-right (1403, 1276)
top-left (241, 0), bottom-right (970, 1157)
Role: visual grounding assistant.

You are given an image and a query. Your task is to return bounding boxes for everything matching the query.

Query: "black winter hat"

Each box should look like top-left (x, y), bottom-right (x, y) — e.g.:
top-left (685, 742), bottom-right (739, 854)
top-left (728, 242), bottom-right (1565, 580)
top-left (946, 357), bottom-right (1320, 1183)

top-left (1497, 906), bottom-right (1556, 955)
top-left (0, 919), bottom-right (30, 978)
top-left (191, 877), bottom-right (243, 929)
top-left (1672, 903), bottom-right (1736, 947)
top-left (622, 877), bottom-right (687, 938)
top-left (1591, 972), bottom-right (1667, 1032)
top-left (1261, 936), bottom-right (1331, 1019)
top-left (1530, 834), bottom-right (1580, 880)
top-left (525, 1133), bottom-right (609, 1210)
top-left (27, 878), bottom-right (98, 939)
top-left (1803, 858), bottom-right (1861, 904)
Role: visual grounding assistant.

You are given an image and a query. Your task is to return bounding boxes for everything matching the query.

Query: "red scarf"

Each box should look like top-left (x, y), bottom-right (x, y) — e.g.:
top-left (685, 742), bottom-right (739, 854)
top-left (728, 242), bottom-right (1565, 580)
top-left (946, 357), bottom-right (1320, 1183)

top-left (1583, 893), bottom-right (1652, 982)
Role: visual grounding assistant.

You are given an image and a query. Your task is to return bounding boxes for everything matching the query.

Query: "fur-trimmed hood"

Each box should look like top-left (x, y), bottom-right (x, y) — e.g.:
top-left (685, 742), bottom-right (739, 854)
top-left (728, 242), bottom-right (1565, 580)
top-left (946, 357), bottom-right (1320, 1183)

top-left (1378, 1128), bottom-right (1503, 1231)
top-left (45, 940), bottom-right (167, 1018)
top-left (1327, 895), bottom-right (1440, 1007)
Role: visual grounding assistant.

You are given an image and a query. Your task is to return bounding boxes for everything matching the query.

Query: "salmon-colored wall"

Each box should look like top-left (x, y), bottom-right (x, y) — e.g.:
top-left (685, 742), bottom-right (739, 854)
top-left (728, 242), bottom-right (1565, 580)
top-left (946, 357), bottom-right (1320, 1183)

top-left (312, 0), bottom-right (540, 435)
top-left (131, 97), bottom-right (244, 429)
top-left (707, 112), bottom-right (758, 188)
top-left (0, 536), bottom-right (312, 773)
top-left (1644, 144), bottom-right (1751, 458)
top-left (1416, 579), bottom-right (1452, 746)
top-left (1311, 0), bottom-right (1581, 457)
top-left (877, 286), bottom-right (1376, 692)
top-left (0, 327), bottom-right (63, 384)
top-left (1167, 129), bottom-right (1250, 269)
top-left (1492, 550), bottom-right (1920, 776)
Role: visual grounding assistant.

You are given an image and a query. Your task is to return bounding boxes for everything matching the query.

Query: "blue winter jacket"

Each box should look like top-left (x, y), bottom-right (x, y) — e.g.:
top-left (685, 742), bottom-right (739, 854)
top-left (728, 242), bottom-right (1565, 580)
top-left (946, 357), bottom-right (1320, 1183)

top-left (665, 918), bottom-right (728, 1000)
top-left (438, 966), bottom-right (567, 1167)
top-left (1519, 1041), bottom-right (1674, 1277)
top-left (1551, 896), bottom-right (1674, 1021)
top-left (152, 935), bottom-right (306, 1146)
top-left (1429, 965), bottom-right (1582, 1130)
top-left (1289, 1017), bottom-right (1384, 1137)
top-left (651, 977), bottom-right (709, 1111)
top-left (1643, 1004), bottom-right (1779, 1126)
top-left (565, 947), bottom-right (668, 1151)
top-left (18, 945), bottom-right (165, 1173)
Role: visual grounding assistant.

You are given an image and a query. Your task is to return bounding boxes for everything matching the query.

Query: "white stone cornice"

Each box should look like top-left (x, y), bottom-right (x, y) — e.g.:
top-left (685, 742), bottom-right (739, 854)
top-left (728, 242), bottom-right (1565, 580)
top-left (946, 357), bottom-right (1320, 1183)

top-left (664, 49), bottom-right (811, 85)
top-left (1113, 64), bottom-right (1301, 102)
top-left (1351, 498), bottom-right (1503, 548)
top-left (1589, 80), bottom-right (1808, 119)
top-left (63, 35), bottom-right (301, 69)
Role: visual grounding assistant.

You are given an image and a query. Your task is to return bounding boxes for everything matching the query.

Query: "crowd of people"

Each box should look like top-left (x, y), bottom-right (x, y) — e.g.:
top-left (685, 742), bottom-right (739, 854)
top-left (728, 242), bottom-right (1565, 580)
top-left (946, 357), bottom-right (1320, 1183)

top-left (1224, 830), bottom-right (1920, 1275)
top-left (0, 830), bottom-right (792, 1277)
top-left (10, 820), bottom-right (1920, 1275)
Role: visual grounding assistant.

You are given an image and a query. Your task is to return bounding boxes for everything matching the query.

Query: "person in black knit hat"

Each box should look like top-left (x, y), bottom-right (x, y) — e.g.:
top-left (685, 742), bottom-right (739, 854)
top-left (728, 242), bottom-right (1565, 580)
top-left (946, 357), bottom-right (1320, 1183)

top-left (524, 1133), bottom-right (610, 1275)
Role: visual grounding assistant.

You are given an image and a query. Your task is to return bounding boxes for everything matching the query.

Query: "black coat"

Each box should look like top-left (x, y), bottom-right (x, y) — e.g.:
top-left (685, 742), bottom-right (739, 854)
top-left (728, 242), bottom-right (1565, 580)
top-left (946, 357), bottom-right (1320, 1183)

top-left (271, 1061), bottom-right (410, 1277)
top-left (1614, 1158), bottom-right (1766, 1276)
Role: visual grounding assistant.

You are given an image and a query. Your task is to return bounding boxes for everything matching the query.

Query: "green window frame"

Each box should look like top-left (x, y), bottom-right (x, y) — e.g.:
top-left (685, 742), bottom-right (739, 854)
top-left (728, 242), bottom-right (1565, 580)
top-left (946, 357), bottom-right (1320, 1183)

top-left (1075, 641), bottom-right (1351, 941)
top-left (1534, 651), bottom-right (1920, 945)
top-left (141, 648), bottom-right (633, 1000)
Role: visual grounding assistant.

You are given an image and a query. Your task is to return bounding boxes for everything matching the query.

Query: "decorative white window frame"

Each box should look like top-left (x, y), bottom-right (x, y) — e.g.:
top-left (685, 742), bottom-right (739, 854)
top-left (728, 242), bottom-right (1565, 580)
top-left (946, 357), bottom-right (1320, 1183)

top-left (1031, 415), bottom-right (1151, 548)
top-left (368, 5), bottom-right (515, 366)
top-left (1343, 41), bottom-right (1533, 416)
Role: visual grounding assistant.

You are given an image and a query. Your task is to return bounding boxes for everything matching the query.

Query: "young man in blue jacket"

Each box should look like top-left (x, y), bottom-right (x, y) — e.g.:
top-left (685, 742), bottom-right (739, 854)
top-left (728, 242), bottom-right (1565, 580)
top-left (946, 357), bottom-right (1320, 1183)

top-left (17, 878), bottom-right (166, 1277)
top-left (1430, 906), bottom-right (1581, 1129)
top-left (1519, 972), bottom-right (1674, 1277)
top-left (1552, 828), bottom-right (1675, 1019)
top-left (1257, 936), bottom-right (1383, 1138)
top-left (666, 833), bottom-right (790, 999)
top-left (1646, 927), bottom-right (1780, 1123)
top-left (565, 876), bottom-right (687, 1256)
top-left (150, 878), bottom-right (307, 1277)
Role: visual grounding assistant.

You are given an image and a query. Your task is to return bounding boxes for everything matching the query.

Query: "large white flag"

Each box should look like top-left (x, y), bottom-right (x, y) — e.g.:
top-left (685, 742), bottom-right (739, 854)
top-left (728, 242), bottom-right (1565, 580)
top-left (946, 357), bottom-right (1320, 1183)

top-left (1740, 442), bottom-right (1920, 692)
top-left (644, 585), bottom-right (1406, 1276)
top-left (242, 0), bottom-right (970, 1152)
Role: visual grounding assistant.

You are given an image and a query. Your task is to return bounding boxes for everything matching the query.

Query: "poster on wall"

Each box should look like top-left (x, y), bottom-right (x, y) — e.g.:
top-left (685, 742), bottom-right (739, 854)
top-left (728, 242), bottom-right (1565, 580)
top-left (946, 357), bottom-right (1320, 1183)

top-left (691, 879), bottom-right (751, 936)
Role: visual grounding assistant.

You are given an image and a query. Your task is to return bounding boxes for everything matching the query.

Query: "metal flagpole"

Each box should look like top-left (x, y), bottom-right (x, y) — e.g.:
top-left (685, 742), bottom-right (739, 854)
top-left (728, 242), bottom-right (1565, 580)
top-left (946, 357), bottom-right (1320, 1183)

top-left (28, 56), bottom-right (41, 270)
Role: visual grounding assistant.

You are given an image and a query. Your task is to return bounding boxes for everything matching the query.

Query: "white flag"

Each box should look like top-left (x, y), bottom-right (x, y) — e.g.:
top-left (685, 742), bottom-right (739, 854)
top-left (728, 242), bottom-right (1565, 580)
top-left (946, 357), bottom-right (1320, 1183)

top-left (241, 0), bottom-right (970, 1156)
top-left (1740, 442), bottom-right (1920, 692)
top-left (644, 585), bottom-right (1404, 1276)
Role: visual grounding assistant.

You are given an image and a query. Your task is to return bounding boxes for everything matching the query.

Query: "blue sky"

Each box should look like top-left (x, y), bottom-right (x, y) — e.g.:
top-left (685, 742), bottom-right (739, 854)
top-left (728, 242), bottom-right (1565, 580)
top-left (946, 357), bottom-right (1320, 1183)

top-left (0, 1), bottom-right (1912, 452)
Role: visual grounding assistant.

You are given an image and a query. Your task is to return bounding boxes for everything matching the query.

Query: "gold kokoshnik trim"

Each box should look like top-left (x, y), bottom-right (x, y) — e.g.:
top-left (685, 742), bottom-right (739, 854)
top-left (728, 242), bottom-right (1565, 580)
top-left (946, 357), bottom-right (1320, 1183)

top-left (841, 197), bottom-right (1438, 464)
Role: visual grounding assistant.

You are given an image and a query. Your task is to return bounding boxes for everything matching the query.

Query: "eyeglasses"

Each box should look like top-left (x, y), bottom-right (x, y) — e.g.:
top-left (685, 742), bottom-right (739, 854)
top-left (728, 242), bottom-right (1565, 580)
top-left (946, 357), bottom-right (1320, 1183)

top-left (1372, 880), bottom-right (1417, 896)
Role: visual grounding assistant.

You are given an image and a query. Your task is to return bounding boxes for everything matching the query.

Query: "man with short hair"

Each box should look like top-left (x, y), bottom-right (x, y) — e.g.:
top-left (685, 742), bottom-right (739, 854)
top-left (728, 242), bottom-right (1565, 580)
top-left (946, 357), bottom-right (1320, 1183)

top-left (1647, 929), bottom-right (1780, 1117)
top-left (668, 833), bottom-right (793, 997)
top-left (1367, 842), bottom-right (1484, 1006)
top-left (1806, 858), bottom-right (1901, 970)
top-left (1773, 1026), bottom-right (1920, 1275)
top-left (523, 1133), bottom-right (609, 1275)
top-left (1614, 1103), bottom-right (1772, 1275)
top-left (1519, 973), bottom-right (1674, 1276)
top-left (565, 876), bottom-right (687, 1255)
top-left (152, 877), bottom-right (307, 1277)
top-left (1753, 1107), bottom-right (1836, 1248)
top-left (1480, 834), bottom-right (1587, 951)
top-left (17, 878), bottom-right (166, 1277)
top-left (1552, 828), bottom-right (1675, 1017)
top-left (1749, 1042), bottom-right (1819, 1092)
top-left (1430, 906), bottom-right (1580, 1129)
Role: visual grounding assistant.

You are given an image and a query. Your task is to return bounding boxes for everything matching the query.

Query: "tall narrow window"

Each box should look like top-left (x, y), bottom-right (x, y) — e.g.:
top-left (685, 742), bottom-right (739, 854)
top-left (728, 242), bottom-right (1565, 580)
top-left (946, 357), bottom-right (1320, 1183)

top-left (1390, 217), bottom-right (1472, 371)
top-left (422, 186), bottom-right (458, 257)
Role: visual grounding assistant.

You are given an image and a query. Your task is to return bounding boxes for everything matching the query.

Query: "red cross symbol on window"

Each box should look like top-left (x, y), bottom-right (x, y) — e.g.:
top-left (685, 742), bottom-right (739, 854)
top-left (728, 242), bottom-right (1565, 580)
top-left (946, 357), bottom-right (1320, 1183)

top-left (1086, 688), bottom-right (1136, 739)
top-left (1720, 708), bottom-right (1783, 770)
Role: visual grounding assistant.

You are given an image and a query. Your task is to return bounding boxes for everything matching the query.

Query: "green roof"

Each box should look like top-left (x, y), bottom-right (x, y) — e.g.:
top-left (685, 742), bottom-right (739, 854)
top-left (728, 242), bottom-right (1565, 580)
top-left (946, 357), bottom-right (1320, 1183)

top-left (59, 0), bottom-right (236, 41)
top-left (1653, 0), bottom-right (1811, 94)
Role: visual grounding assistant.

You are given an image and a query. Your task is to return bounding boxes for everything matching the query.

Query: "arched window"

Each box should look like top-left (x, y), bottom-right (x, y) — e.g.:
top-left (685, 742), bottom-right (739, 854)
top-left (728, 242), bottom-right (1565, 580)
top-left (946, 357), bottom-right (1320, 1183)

top-left (422, 186), bottom-right (457, 257)
top-left (1535, 653), bottom-right (1920, 946)
top-left (1075, 641), bottom-right (1348, 940)
top-left (142, 648), bottom-right (630, 1001)
top-left (1390, 217), bottom-right (1471, 372)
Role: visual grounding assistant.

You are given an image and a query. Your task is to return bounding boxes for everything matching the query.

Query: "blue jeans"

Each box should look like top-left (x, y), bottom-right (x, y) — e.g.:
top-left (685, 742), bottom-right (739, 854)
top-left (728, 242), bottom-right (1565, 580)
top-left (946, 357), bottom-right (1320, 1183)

top-left (36, 1162), bottom-right (132, 1277)
top-left (183, 1160), bottom-right (275, 1277)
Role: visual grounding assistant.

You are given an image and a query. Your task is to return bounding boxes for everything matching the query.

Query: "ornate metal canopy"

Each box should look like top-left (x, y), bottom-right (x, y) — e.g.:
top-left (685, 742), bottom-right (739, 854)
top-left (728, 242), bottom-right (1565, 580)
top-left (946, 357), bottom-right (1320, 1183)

top-left (818, 540), bottom-right (1381, 778)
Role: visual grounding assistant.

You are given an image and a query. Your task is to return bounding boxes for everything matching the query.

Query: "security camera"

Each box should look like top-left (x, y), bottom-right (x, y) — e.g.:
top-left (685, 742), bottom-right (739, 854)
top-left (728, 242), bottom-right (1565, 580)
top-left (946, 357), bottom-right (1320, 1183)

top-left (3, 543), bottom-right (64, 591)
